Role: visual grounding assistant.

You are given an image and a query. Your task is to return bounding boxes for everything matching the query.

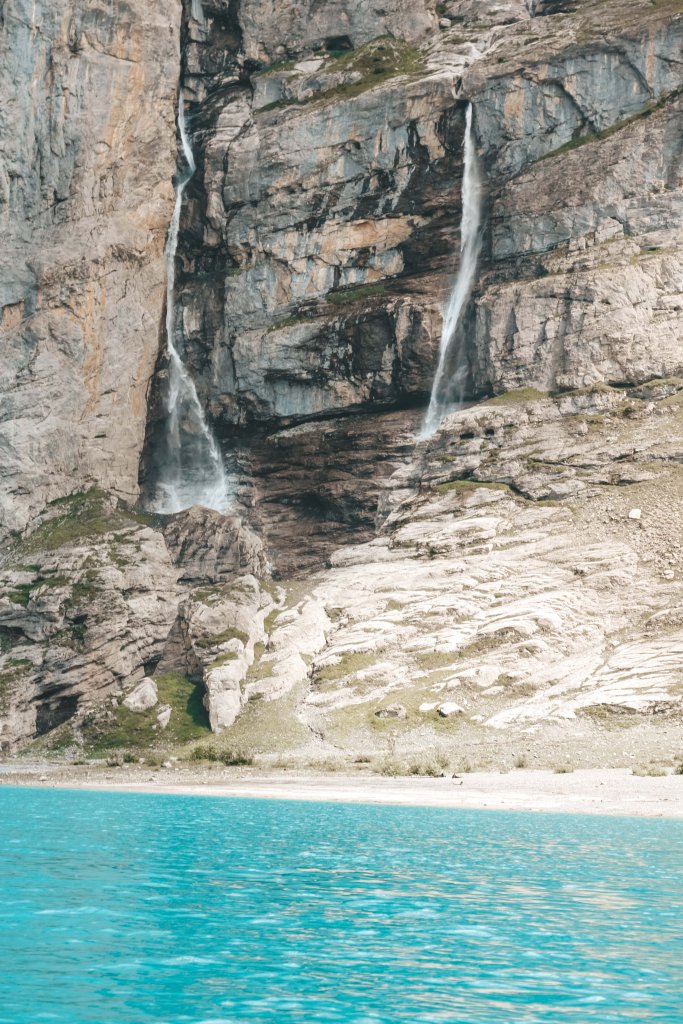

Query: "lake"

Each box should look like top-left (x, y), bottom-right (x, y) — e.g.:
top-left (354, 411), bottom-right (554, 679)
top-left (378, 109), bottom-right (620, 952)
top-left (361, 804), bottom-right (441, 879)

top-left (0, 787), bottom-right (682, 1023)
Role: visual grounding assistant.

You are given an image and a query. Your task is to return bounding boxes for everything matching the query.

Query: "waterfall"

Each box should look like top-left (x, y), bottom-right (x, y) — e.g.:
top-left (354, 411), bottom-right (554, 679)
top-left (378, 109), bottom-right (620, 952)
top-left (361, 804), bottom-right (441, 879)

top-left (190, 0), bottom-right (206, 26)
top-left (152, 92), bottom-right (229, 514)
top-left (423, 103), bottom-right (483, 437)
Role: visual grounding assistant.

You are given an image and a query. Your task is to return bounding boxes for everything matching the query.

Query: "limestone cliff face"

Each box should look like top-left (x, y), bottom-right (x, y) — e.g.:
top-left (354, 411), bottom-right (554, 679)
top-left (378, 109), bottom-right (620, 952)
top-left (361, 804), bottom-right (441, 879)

top-left (141, 0), bottom-right (683, 457)
top-left (0, 0), bottom-right (180, 536)
top-left (467, 5), bottom-right (683, 396)
top-left (3, 0), bottom-right (683, 759)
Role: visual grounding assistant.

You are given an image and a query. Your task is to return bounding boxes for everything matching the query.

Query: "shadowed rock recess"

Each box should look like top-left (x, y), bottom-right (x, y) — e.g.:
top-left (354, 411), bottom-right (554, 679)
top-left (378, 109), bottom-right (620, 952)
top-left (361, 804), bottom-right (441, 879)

top-left (1, 0), bottom-right (683, 770)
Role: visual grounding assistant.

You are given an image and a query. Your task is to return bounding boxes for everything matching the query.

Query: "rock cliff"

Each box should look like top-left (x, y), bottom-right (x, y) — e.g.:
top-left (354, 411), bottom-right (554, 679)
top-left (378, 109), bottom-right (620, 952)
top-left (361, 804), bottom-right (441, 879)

top-left (0, 0), bottom-right (180, 536)
top-left (2, 0), bottom-right (683, 767)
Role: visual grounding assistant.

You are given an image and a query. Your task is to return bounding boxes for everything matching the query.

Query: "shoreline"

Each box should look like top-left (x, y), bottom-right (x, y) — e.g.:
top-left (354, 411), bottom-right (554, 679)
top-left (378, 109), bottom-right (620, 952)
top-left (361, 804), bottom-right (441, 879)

top-left (2, 765), bottom-right (683, 818)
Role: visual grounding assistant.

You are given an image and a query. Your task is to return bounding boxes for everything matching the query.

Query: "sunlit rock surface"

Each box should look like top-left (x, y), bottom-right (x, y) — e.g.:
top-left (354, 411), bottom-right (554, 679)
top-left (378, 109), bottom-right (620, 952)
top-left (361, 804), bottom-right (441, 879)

top-left (0, 0), bottom-right (180, 536)
top-left (3, 0), bottom-right (683, 762)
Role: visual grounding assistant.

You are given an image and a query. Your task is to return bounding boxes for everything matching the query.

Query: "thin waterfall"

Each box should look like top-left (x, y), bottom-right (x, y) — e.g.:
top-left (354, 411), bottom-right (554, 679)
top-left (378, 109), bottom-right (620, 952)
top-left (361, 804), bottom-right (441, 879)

top-left (190, 0), bottom-right (206, 26)
top-left (423, 103), bottom-right (483, 437)
top-left (151, 92), bottom-right (229, 514)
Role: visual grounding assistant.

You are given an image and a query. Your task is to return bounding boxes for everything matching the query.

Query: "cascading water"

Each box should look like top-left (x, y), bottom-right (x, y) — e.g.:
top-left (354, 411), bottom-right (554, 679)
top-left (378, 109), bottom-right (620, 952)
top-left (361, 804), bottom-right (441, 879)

top-left (422, 103), bottom-right (483, 437)
top-left (190, 0), bottom-right (206, 27)
top-left (151, 92), bottom-right (229, 514)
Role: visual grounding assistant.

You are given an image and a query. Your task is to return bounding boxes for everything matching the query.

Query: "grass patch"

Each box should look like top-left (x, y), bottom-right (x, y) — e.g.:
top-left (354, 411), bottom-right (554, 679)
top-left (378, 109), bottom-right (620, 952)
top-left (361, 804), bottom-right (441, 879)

top-left (17, 490), bottom-right (149, 554)
top-left (632, 764), bottom-right (667, 777)
top-left (189, 743), bottom-right (253, 766)
top-left (257, 37), bottom-right (424, 113)
top-left (7, 584), bottom-right (33, 607)
top-left (266, 314), bottom-right (313, 334)
top-left (209, 651), bottom-right (239, 669)
top-left (414, 650), bottom-right (458, 671)
top-left (263, 607), bottom-right (282, 635)
top-left (327, 281), bottom-right (387, 307)
top-left (314, 650), bottom-right (379, 686)
top-left (486, 388), bottom-right (548, 405)
top-left (578, 704), bottom-right (639, 728)
top-left (83, 673), bottom-right (211, 754)
top-left (538, 88), bottom-right (682, 164)
top-left (215, 682), bottom-right (310, 754)
top-left (195, 627), bottom-right (249, 650)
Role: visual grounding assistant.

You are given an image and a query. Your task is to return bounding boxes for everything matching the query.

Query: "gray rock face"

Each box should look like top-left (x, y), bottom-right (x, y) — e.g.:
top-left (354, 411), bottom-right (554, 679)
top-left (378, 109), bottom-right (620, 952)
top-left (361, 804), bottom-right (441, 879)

top-left (144, 61), bottom-right (463, 438)
top-left (473, 94), bottom-right (683, 395)
top-left (469, 17), bottom-right (683, 179)
top-left (237, 0), bottom-right (437, 63)
top-left (140, 0), bottom-right (683, 456)
top-left (0, 492), bottom-right (180, 753)
top-left (0, 0), bottom-right (180, 536)
top-left (162, 507), bottom-right (267, 583)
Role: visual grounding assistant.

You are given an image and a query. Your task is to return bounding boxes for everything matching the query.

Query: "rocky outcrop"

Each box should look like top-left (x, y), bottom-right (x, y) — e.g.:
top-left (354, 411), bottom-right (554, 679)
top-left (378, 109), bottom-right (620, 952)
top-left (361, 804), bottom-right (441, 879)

top-left (229, 384), bottom-right (683, 767)
top-left (467, 6), bottom-right (683, 398)
top-left (235, 408), bottom-right (423, 575)
top-left (162, 506), bottom-right (267, 582)
top-left (0, 491), bottom-right (180, 753)
top-left (0, 0), bottom-right (180, 536)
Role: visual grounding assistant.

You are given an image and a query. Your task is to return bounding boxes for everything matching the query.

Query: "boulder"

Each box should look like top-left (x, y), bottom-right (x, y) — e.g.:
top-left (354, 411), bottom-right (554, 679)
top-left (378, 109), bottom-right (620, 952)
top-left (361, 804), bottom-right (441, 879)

top-left (375, 703), bottom-right (407, 720)
top-left (438, 702), bottom-right (464, 718)
top-left (156, 706), bottom-right (172, 730)
top-left (123, 678), bottom-right (159, 713)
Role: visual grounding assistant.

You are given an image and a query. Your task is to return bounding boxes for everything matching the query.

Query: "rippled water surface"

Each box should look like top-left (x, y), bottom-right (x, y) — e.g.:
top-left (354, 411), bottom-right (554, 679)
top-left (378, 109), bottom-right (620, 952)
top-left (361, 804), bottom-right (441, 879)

top-left (1, 788), bottom-right (682, 1023)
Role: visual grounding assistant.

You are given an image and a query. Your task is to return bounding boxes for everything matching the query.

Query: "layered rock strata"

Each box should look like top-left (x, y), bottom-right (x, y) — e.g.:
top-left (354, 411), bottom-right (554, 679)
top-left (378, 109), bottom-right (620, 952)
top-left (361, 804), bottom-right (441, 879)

top-left (0, 0), bottom-right (180, 536)
top-left (3, 0), bottom-right (683, 761)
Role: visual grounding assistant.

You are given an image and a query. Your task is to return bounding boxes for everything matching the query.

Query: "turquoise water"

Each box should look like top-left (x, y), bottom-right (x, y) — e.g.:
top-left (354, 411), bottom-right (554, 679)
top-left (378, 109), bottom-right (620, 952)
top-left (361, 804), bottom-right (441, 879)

top-left (1, 789), bottom-right (682, 1023)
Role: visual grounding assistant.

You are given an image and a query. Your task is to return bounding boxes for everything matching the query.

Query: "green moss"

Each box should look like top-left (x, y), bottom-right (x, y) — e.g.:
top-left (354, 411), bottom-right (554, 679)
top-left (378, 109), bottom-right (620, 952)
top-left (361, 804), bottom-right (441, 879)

top-left (68, 572), bottom-right (101, 607)
top-left (195, 627), bottom-right (249, 650)
top-left (486, 388), bottom-right (548, 405)
top-left (18, 490), bottom-right (148, 554)
top-left (209, 651), bottom-right (239, 669)
top-left (191, 585), bottom-right (227, 607)
top-left (263, 607), bottom-right (282, 635)
top-left (7, 585), bottom-right (32, 607)
top-left (314, 650), bottom-right (379, 686)
top-left (266, 314), bottom-right (313, 334)
top-left (415, 650), bottom-right (458, 671)
top-left (327, 281), bottom-right (387, 307)
top-left (257, 37), bottom-right (424, 114)
top-left (538, 88), bottom-right (682, 164)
